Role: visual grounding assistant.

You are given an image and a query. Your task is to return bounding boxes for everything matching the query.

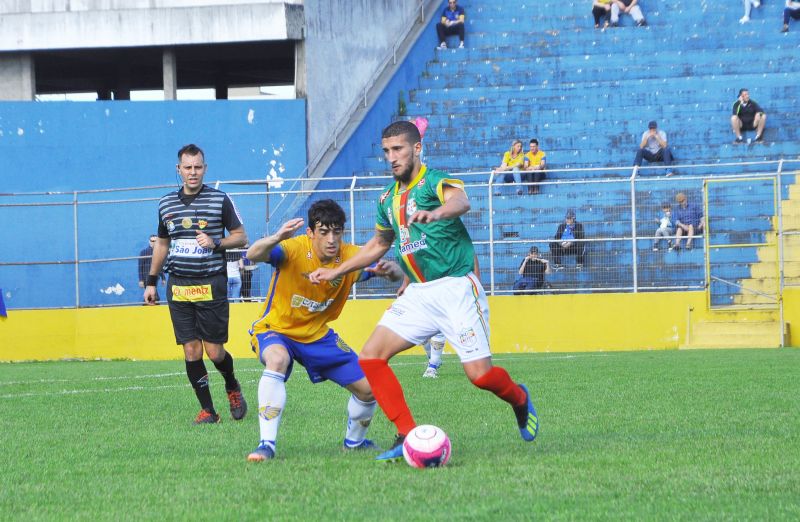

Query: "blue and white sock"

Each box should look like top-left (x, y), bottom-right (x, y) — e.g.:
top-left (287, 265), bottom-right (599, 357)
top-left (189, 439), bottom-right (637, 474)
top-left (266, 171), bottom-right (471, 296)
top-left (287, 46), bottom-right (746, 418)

top-left (344, 394), bottom-right (376, 446)
top-left (257, 369), bottom-right (286, 453)
top-left (428, 334), bottom-right (445, 368)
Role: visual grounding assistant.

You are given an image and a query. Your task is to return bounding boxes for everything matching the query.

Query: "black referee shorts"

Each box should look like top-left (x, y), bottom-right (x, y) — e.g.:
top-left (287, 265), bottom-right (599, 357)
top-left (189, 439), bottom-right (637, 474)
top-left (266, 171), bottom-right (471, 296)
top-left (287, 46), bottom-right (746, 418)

top-left (166, 273), bottom-right (229, 345)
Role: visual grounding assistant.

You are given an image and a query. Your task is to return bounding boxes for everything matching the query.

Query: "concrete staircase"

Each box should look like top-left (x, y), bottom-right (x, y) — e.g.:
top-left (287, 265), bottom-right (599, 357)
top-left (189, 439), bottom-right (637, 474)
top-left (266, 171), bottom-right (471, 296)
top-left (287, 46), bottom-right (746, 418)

top-left (681, 309), bottom-right (790, 349)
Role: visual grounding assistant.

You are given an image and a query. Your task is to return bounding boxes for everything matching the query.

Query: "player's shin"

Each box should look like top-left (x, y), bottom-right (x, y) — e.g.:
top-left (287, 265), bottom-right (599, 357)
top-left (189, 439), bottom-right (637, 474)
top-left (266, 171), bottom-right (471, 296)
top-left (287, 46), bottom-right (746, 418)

top-left (344, 394), bottom-right (376, 445)
top-left (256, 369), bottom-right (286, 452)
top-left (471, 366), bottom-right (526, 406)
top-left (359, 359), bottom-right (416, 436)
top-left (428, 338), bottom-right (445, 367)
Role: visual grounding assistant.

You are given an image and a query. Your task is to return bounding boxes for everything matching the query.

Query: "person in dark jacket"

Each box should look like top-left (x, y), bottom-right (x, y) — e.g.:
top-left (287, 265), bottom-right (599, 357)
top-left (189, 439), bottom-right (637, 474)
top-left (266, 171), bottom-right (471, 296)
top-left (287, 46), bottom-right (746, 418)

top-left (550, 209), bottom-right (587, 269)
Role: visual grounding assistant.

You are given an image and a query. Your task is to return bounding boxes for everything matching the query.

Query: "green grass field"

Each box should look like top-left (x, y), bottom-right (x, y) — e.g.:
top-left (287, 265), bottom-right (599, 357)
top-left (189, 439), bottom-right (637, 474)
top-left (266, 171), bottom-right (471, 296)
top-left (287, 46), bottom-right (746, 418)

top-left (1, 349), bottom-right (798, 520)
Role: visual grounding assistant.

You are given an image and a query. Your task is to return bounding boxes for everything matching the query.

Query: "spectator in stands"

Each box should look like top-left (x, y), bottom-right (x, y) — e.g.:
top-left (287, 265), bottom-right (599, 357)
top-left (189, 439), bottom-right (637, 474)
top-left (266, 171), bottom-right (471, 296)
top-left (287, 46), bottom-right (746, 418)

top-left (782, 1), bottom-right (800, 32)
top-left (611, 0), bottom-right (648, 27)
top-left (592, 0), bottom-right (613, 29)
top-left (673, 192), bottom-right (704, 251)
top-left (138, 234), bottom-right (165, 301)
top-left (241, 247), bottom-right (258, 302)
top-left (492, 139), bottom-right (525, 195)
top-left (226, 249), bottom-right (243, 301)
top-left (523, 138), bottom-right (547, 195)
top-left (731, 88), bottom-right (766, 144)
top-left (550, 209), bottom-right (587, 269)
top-left (653, 202), bottom-right (674, 251)
top-left (740, 0), bottom-right (762, 24)
top-left (634, 121), bottom-right (675, 177)
top-left (437, 0), bottom-right (466, 49)
top-left (513, 246), bottom-right (551, 295)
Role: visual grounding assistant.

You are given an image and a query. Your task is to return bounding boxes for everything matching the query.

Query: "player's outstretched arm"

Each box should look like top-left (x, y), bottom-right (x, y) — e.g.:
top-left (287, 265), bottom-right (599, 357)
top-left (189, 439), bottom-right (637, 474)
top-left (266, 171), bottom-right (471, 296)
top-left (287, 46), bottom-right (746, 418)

top-left (309, 228), bottom-right (394, 284)
top-left (246, 218), bottom-right (304, 263)
top-left (408, 184), bottom-right (470, 224)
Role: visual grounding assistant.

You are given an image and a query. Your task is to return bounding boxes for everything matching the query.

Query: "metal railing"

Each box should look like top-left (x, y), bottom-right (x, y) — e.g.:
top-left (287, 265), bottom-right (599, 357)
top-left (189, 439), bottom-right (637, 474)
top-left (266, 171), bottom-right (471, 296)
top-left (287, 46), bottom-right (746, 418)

top-left (1, 159), bottom-right (797, 310)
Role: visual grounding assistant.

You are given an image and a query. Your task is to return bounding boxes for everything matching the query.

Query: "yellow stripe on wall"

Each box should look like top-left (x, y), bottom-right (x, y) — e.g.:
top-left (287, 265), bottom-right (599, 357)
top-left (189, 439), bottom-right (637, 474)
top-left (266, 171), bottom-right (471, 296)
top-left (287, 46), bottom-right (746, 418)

top-left (2, 290), bottom-right (798, 361)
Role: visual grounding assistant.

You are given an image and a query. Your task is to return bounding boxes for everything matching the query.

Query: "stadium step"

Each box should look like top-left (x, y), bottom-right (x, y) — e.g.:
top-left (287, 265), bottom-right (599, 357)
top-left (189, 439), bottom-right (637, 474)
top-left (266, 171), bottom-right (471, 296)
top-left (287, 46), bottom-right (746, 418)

top-left (681, 312), bottom-right (789, 349)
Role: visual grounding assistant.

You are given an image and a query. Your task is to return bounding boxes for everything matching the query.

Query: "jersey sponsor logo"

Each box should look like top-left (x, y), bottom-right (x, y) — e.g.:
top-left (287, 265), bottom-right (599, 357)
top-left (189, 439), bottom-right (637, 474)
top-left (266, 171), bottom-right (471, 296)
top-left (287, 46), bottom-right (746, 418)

top-left (171, 284), bottom-right (213, 302)
top-left (198, 219), bottom-right (208, 229)
top-left (259, 405), bottom-right (282, 421)
top-left (335, 335), bottom-right (352, 353)
top-left (290, 294), bottom-right (334, 313)
top-left (181, 217), bottom-right (193, 229)
top-left (399, 233), bottom-right (428, 255)
top-left (167, 220), bottom-right (176, 232)
top-left (170, 238), bottom-right (214, 258)
top-left (458, 327), bottom-right (478, 347)
top-left (407, 198), bottom-right (418, 217)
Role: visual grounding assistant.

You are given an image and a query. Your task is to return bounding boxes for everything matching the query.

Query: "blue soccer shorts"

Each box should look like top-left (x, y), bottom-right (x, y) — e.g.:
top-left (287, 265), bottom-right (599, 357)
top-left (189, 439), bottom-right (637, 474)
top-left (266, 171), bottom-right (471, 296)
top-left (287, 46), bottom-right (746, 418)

top-left (252, 329), bottom-right (365, 386)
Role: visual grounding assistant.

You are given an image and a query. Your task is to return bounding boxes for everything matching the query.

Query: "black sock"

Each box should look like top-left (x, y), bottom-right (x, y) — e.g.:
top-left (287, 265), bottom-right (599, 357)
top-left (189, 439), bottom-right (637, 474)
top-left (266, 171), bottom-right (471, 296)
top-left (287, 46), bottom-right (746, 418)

top-left (185, 359), bottom-right (215, 413)
top-left (212, 351), bottom-right (239, 392)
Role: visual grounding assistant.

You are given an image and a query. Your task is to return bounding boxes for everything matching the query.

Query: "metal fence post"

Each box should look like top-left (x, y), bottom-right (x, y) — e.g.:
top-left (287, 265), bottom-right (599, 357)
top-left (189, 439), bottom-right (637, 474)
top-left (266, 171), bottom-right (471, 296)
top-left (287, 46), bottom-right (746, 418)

top-left (73, 191), bottom-right (80, 308)
top-left (776, 159), bottom-right (785, 347)
top-left (349, 176), bottom-right (358, 300)
top-left (488, 172), bottom-right (496, 296)
top-left (630, 168), bottom-right (638, 292)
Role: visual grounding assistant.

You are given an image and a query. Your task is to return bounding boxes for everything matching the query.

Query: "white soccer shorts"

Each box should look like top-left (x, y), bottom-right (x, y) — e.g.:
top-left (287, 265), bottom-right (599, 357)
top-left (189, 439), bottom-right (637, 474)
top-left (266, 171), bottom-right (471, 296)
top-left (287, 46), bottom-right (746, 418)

top-left (377, 273), bottom-right (491, 363)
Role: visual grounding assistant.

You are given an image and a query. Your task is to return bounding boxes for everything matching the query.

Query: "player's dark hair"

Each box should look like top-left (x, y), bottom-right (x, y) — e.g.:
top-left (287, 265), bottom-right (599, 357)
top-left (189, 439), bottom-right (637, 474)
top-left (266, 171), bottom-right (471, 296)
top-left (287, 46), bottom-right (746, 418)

top-left (308, 199), bottom-right (346, 231)
top-left (382, 120), bottom-right (421, 145)
top-left (738, 88), bottom-right (748, 96)
top-left (177, 143), bottom-right (205, 161)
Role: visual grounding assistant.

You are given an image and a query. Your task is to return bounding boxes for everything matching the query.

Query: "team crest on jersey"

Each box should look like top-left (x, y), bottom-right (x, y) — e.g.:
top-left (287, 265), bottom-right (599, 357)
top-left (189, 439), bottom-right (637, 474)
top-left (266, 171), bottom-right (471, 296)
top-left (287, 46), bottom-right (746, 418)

top-left (419, 178), bottom-right (426, 187)
top-left (398, 225), bottom-right (410, 244)
top-left (167, 220), bottom-right (175, 232)
top-left (181, 217), bottom-right (193, 229)
top-left (335, 336), bottom-right (352, 353)
top-left (406, 198), bottom-right (418, 217)
top-left (198, 219), bottom-right (208, 229)
top-left (458, 327), bottom-right (478, 347)
top-left (259, 405), bottom-right (282, 421)
top-left (329, 276), bottom-right (344, 288)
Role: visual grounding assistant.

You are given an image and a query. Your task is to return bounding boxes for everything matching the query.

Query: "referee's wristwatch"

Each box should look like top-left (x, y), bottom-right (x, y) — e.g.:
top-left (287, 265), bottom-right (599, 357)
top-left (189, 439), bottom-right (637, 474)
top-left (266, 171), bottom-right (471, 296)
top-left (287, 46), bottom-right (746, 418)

top-left (212, 238), bottom-right (222, 252)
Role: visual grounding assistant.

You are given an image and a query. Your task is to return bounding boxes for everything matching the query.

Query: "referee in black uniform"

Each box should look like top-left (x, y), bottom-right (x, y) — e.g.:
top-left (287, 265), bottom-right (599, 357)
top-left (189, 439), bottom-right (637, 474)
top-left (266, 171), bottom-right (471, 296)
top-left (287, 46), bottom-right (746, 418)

top-left (145, 144), bottom-right (249, 424)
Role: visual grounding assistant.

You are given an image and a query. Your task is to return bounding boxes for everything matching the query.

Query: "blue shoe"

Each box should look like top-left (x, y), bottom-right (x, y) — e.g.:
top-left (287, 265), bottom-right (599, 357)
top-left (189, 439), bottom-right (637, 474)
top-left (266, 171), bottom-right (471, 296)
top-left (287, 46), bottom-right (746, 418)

top-left (247, 442), bottom-right (275, 462)
top-left (375, 435), bottom-right (405, 462)
top-left (343, 438), bottom-right (380, 451)
top-left (514, 384), bottom-right (539, 442)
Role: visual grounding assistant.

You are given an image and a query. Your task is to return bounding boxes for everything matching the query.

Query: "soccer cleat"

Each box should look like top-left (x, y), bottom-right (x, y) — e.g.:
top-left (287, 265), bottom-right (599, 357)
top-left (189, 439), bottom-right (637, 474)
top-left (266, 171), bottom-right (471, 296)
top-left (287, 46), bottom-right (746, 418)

top-left (343, 438), bottom-right (380, 451)
top-left (375, 434), bottom-right (406, 462)
top-left (194, 408), bottom-right (220, 425)
top-left (422, 364), bottom-right (440, 379)
top-left (226, 385), bottom-right (248, 420)
top-left (247, 442), bottom-right (275, 462)
top-left (513, 384), bottom-right (539, 442)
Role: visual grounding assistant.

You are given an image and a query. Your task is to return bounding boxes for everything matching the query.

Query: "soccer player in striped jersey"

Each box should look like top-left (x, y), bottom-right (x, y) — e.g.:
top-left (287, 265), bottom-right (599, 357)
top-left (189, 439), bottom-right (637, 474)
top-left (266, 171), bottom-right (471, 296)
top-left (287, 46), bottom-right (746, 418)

top-left (310, 121), bottom-right (539, 461)
top-left (245, 200), bottom-right (403, 461)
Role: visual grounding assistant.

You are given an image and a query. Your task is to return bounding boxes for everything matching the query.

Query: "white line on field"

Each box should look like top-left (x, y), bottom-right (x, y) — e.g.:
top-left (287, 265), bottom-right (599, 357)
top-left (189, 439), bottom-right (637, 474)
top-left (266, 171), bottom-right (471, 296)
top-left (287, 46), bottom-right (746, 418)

top-left (0, 353), bottom-right (614, 396)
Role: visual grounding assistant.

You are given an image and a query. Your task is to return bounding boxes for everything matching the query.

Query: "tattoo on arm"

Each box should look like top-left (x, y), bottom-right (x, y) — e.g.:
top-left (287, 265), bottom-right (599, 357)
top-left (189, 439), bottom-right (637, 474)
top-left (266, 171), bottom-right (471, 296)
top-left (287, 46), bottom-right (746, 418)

top-left (377, 228), bottom-right (395, 247)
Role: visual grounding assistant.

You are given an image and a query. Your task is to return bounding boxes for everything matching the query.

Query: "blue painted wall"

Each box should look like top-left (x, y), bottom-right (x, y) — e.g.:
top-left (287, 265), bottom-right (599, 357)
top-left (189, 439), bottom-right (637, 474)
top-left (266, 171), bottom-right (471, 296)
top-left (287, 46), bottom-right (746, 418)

top-left (0, 100), bottom-right (306, 308)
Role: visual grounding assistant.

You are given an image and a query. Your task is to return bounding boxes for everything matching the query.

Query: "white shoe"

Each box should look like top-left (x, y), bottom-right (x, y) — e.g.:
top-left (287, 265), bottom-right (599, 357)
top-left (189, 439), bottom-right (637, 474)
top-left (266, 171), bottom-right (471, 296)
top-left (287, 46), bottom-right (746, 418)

top-left (753, 1), bottom-right (760, 8)
top-left (422, 365), bottom-right (440, 378)
top-left (458, 41), bottom-right (464, 49)
top-left (739, 16), bottom-right (749, 24)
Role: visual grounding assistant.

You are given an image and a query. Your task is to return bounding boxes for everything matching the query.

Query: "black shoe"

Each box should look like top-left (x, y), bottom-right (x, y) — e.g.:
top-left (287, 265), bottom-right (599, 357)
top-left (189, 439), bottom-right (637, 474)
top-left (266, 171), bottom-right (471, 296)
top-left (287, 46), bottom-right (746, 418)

top-left (637, 19), bottom-right (648, 27)
top-left (734, 136), bottom-right (744, 145)
top-left (226, 383), bottom-right (248, 420)
top-left (754, 134), bottom-right (764, 143)
top-left (781, 24), bottom-right (789, 33)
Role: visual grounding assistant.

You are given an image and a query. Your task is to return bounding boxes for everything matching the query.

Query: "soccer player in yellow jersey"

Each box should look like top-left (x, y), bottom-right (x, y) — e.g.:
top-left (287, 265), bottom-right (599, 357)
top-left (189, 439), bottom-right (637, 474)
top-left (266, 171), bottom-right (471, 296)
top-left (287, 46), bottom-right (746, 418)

top-left (245, 199), bottom-right (403, 461)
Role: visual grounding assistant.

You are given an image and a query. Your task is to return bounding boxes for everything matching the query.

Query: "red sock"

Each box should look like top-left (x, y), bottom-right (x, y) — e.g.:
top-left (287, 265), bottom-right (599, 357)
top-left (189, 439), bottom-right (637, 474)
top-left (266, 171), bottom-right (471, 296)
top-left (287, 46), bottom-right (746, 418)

top-left (472, 366), bottom-right (526, 407)
top-left (359, 358), bottom-right (416, 436)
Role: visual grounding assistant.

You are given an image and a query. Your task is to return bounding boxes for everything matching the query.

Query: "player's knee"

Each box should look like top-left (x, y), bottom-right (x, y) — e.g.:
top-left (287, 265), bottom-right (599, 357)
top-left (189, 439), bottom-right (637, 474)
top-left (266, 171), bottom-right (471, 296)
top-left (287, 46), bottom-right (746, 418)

top-left (262, 346), bottom-right (290, 372)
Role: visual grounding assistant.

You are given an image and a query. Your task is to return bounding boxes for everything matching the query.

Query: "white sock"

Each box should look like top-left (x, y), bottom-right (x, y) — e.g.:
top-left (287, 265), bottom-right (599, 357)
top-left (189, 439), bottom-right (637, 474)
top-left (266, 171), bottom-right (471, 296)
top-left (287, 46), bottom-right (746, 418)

top-left (344, 394), bottom-right (376, 445)
top-left (257, 369), bottom-right (286, 453)
top-left (428, 334), bottom-right (445, 367)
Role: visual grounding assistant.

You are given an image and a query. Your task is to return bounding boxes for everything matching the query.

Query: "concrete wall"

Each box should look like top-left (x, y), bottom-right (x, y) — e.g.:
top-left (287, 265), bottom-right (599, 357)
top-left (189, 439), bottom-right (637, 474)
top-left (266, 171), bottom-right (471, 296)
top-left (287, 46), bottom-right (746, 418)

top-left (303, 0), bottom-right (423, 169)
top-left (0, 100), bottom-right (307, 309)
top-left (2, 290), bottom-right (796, 362)
top-left (0, 53), bottom-right (35, 100)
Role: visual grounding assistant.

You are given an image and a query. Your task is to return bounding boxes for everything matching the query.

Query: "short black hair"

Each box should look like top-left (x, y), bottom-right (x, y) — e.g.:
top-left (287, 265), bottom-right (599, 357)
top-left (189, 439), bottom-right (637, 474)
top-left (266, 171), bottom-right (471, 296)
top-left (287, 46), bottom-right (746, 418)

top-left (308, 199), bottom-right (346, 231)
top-left (382, 120), bottom-right (421, 144)
top-left (177, 144), bottom-right (205, 161)
top-left (530, 246), bottom-right (539, 254)
top-left (738, 88), bottom-right (748, 96)
top-left (661, 202), bottom-right (671, 208)
top-left (529, 138), bottom-right (539, 145)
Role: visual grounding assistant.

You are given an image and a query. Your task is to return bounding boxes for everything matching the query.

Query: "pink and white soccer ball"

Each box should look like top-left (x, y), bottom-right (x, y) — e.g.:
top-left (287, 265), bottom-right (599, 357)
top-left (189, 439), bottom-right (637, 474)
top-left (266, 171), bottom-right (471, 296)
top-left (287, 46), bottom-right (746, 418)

top-left (402, 425), bottom-right (451, 468)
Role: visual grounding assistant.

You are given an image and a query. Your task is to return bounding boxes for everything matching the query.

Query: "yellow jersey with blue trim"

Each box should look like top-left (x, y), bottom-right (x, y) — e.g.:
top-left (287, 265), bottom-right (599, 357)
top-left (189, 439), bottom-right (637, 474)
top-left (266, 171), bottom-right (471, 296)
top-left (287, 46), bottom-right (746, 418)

top-left (249, 235), bottom-right (367, 343)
